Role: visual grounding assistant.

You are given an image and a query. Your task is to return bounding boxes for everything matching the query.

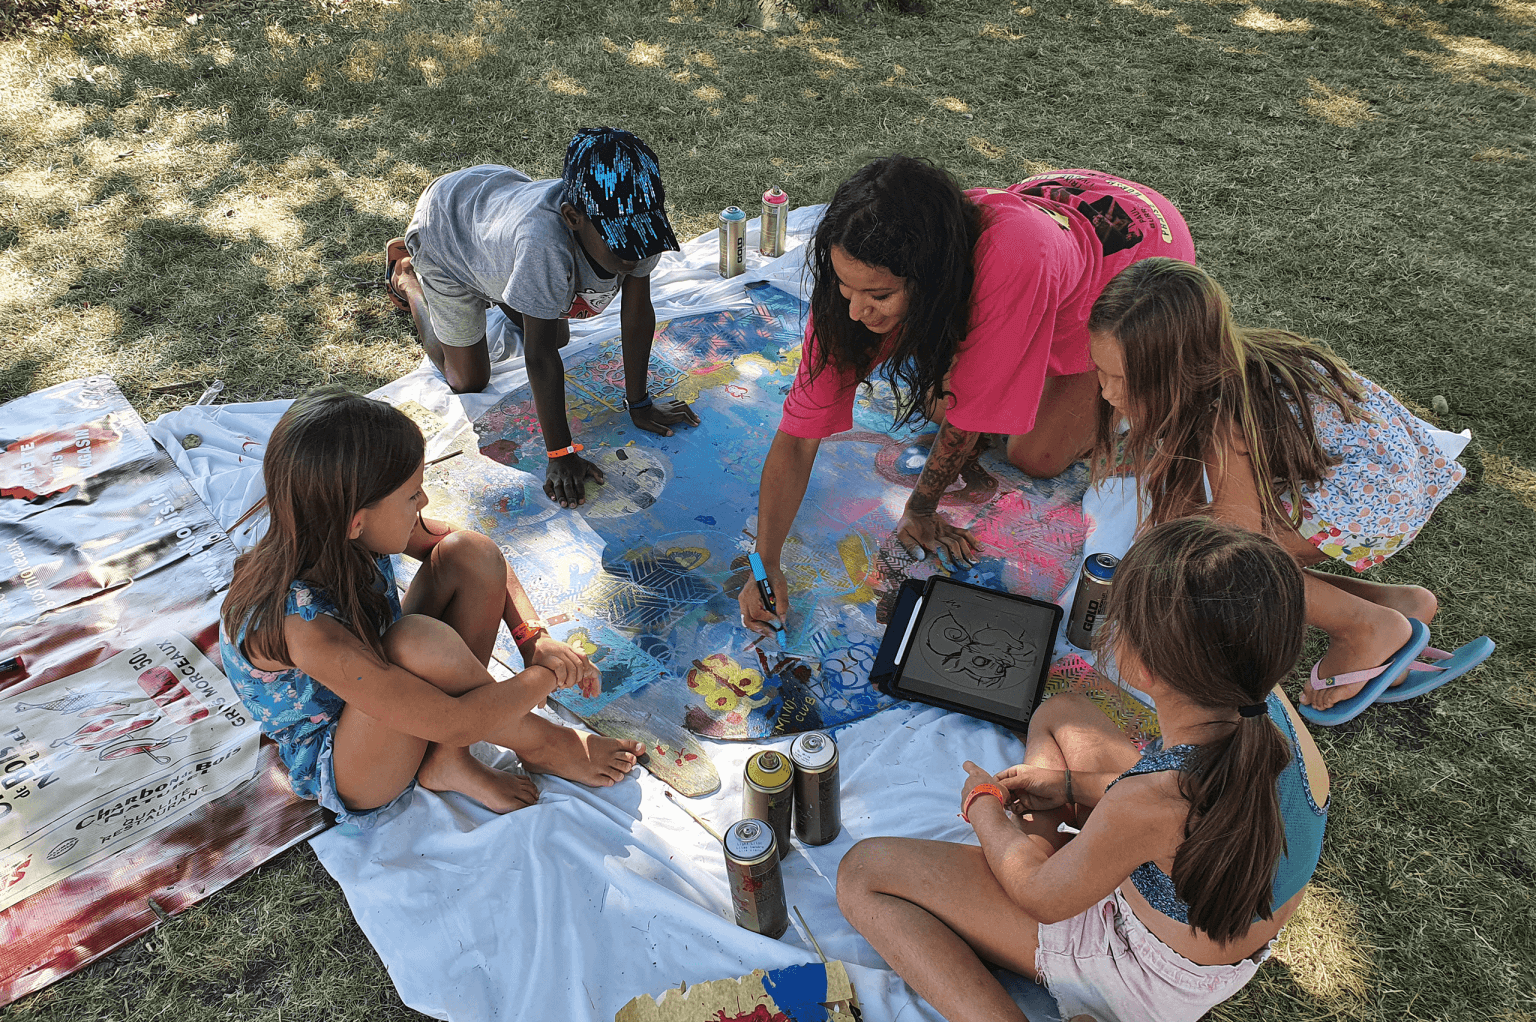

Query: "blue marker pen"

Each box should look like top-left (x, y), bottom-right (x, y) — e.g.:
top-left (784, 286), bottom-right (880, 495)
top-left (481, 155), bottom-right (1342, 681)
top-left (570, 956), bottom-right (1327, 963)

top-left (747, 552), bottom-right (784, 632)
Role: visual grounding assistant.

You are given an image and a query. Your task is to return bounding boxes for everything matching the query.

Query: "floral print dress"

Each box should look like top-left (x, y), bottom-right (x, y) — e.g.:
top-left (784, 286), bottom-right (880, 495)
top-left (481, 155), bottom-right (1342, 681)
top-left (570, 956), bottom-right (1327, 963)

top-left (219, 556), bottom-right (403, 802)
top-left (1285, 373), bottom-right (1465, 572)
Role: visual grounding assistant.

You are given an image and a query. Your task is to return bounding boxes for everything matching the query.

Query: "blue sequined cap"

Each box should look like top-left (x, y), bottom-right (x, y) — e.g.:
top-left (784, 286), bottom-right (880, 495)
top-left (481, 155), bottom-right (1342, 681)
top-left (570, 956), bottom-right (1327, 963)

top-left (562, 127), bottom-right (679, 261)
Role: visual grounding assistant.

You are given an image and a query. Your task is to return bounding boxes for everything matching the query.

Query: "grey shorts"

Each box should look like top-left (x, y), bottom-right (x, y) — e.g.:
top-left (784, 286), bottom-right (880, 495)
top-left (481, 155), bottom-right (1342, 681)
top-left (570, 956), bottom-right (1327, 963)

top-left (402, 217), bottom-right (491, 351)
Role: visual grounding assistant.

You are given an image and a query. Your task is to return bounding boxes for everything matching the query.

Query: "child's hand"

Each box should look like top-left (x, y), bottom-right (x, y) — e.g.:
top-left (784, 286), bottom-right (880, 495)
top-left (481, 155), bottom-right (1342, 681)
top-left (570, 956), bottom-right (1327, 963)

top-left (961, 761), bottom-right (1007, 814)
top-left (529, 635), bottom-right (601, 698)
top-left (996, 764), bottom-right (1068, 811)
top-left (544, 453), bottom-right (606, 508)
top-left (629, 397), bottom-right (701, 438)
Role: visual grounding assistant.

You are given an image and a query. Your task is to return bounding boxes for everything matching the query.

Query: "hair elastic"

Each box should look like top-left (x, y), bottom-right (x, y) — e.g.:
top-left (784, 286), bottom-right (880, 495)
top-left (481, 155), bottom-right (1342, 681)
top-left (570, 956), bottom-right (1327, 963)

top-left (1238, 702), bottom-right (1268, 717)
top-left (625, 395), bottom-right (653, 411)
top-left (547, 443), bottom-right (584, 458)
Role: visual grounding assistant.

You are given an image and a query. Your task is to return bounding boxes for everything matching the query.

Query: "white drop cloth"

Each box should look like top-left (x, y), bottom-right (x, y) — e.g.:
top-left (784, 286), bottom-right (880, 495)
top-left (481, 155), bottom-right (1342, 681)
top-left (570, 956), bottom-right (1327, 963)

top-left (141, 204), bottom-right (1472, 1022)
top-left (307, 708), bottom-right (1059, 1022)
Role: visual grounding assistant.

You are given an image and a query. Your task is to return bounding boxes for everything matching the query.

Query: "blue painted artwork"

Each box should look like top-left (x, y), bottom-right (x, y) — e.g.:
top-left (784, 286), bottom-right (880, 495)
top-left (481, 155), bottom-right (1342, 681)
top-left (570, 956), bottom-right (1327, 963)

top-left (412, 285), bottom-right (1090, 739)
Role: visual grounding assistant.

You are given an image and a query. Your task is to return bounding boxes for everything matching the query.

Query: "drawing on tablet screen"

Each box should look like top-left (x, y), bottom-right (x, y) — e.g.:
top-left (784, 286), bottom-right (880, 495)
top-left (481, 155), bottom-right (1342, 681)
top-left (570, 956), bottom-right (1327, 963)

top-left (919, 602), bottom-right (1040, 692)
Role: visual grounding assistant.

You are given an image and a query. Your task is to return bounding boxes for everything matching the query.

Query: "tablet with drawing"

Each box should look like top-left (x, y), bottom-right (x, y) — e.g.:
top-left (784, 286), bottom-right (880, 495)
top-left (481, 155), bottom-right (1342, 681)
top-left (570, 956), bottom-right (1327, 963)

top-left (871, 576), bottom-right (1062, 731)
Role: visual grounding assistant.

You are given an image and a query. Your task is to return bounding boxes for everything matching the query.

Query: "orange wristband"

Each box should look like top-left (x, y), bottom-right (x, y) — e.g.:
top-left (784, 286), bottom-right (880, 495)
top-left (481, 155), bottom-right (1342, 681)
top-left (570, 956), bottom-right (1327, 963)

top-left (512, 619), bottom-right (547, 647)
top-left (547, 443), bottom-right (584, 458)
top-left (960, 782), bottom-right (1007, 824)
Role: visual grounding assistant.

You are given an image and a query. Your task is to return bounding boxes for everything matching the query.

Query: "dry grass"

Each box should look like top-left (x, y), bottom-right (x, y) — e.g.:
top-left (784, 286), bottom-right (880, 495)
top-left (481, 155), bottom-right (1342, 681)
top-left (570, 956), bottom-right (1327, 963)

top-left (2, 0), bottom-right (1534, 1018)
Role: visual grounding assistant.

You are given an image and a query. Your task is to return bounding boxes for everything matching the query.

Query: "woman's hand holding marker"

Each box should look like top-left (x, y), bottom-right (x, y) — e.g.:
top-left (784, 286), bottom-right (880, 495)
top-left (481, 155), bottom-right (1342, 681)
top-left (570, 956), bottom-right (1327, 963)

top-left (739, 552), bottom-right (789, 637)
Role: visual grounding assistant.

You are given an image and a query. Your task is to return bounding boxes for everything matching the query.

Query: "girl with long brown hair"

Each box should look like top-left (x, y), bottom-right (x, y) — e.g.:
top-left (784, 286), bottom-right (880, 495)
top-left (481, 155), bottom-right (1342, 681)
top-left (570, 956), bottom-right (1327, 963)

top-left (837, 518), bottom-right (1329, 1022)
top-left (219, 388), bottom-right (642, 828)
top-left (1088, 257), bottom-right (1489, 725)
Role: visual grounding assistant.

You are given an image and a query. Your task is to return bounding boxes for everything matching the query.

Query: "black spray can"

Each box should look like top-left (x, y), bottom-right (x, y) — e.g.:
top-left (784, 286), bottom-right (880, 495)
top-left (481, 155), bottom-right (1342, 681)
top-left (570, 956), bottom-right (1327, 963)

top-left (724, 818), bottom-right (788, 938)
top-left (1066, 552), bottom-right (1119, 650)
top-left (790, 731), bottom-right (841, 845)
top-left (743, 750), bottom-right (794, 860)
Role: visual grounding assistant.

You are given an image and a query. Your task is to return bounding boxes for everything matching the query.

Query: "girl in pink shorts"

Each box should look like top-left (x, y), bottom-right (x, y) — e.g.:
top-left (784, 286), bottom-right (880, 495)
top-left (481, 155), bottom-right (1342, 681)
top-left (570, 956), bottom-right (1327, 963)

top-left (837, 518), bottom-right (1329, 1022)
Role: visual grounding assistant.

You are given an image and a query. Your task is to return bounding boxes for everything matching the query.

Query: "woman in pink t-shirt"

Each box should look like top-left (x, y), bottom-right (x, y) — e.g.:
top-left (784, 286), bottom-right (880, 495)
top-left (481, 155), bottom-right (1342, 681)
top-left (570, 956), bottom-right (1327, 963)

top-left (740, 156), bottom-right (1194, 636)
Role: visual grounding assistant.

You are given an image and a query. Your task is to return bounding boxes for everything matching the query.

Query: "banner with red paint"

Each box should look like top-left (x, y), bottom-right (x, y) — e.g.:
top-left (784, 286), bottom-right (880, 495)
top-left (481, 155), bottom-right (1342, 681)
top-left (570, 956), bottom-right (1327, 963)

top-left (0, 376), bottom-right (325, 1005)
top-left (0, 634), bottom-right (258, 911)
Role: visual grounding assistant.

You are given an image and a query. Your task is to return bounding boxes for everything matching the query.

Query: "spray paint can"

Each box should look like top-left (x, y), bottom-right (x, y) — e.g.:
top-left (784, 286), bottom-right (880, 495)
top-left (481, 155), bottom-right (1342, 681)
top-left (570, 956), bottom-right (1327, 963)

top-left (743, 750), bottom-right (794, 859)
top-left (719, 206), bottom-right (747, 278)
top-left (760, 187), bottom-right (789, 258)
top-left (1066, 552), bottom-right (1119, 650)
top-left (790, 731), bottom-right (841, 845)
top-left (724, 818), bottom-right (788, 938)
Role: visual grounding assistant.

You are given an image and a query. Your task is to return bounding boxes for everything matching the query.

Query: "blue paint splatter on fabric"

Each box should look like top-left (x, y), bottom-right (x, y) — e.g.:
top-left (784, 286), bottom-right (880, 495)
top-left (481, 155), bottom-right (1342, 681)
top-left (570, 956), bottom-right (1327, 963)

top-left (695, 515), bottom-right (717, 526)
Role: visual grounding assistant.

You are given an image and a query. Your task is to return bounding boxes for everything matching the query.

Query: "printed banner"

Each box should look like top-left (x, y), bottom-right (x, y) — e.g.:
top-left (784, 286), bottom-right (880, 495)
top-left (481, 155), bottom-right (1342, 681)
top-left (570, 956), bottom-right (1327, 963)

top-left (0, 377), bottom-right (325, 1006)
top-left (0, 375), bottom-right (237, 679)
top-left (0, 635), bottom-right (258, 911)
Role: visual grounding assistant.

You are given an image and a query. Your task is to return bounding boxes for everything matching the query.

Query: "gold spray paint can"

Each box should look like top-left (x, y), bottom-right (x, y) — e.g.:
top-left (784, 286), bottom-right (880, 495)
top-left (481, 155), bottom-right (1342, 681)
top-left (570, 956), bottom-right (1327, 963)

top-left (718, 206), bottom-right (747, 278)
top-left (743, 750), bottom-right (794, 859)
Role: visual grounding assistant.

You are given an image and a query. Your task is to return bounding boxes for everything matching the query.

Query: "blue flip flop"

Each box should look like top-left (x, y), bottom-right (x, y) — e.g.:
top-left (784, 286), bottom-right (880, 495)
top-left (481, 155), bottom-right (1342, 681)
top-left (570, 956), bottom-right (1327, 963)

top-left (1297, 618), bottom-right (1431, 726)
top-left (1374, 636), bottom-right (1495, 704)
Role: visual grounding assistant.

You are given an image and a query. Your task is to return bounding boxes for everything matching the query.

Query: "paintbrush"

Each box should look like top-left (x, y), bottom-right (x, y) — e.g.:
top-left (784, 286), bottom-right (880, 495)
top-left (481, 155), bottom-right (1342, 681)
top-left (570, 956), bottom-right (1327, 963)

top-left (793, 906), bottom-right (829, 964)
top-left (664, 789), bottom-right (725, 844)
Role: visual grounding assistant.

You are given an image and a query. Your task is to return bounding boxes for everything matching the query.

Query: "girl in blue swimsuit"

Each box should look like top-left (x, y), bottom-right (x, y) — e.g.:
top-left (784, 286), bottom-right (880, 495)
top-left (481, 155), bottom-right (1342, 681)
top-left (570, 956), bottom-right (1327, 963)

top-left (837, 517), bottom-right (1329, 1022)
top-left (219, 388), bottom-right (642, 828)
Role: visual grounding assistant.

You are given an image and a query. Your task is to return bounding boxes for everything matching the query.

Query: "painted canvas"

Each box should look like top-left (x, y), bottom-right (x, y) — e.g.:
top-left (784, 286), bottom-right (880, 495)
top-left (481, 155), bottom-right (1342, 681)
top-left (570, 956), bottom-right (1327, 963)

top-left (405, 285), bottom-right (1092, 742)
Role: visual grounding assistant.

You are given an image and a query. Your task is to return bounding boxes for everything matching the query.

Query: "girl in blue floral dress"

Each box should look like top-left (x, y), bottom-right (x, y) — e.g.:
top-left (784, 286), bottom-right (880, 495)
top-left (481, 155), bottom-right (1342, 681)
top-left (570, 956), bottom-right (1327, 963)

top-left (219, 388), bottom-right (643, 827)
top-left (1087, 258), bottom-right (1490, 725)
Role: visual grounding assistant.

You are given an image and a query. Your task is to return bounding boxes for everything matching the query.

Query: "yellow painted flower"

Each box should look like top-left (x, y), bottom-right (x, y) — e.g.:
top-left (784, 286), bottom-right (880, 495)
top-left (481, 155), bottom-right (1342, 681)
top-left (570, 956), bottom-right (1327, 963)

top-left (686, 653), bottom-right (773, 714)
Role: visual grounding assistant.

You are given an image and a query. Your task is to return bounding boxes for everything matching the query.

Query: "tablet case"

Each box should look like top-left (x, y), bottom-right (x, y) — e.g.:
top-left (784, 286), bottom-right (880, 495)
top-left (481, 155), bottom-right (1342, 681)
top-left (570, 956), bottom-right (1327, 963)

top-left (870, 576), bottom-right (1063, 732)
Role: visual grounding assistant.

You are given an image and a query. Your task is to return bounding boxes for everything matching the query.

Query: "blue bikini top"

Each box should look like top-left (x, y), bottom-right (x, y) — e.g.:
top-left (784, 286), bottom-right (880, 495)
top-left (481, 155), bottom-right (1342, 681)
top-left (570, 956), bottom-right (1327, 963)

top-left (1107, 691), bottom-right (1328, 925)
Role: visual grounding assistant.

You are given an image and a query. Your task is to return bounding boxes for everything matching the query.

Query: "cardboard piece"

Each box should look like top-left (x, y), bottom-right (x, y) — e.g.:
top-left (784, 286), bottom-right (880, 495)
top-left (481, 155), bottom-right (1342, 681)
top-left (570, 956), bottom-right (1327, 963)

top-left (615, 960), bottom-right (858, 1022)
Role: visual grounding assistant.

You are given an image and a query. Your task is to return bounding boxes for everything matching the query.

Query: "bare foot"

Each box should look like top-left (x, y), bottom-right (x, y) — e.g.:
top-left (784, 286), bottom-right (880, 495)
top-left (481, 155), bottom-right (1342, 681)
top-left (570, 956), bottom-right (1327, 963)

top-left (417, 743), bottom-right (539, 813)
top-left (521, 726), bottom-right (645, 788)
top-left (385, 237), bottom-right (420, 313)
top-left (1306, 570), bottom-right (1438, 625)
top-left (1300, 607), bottom-right (1414, 710)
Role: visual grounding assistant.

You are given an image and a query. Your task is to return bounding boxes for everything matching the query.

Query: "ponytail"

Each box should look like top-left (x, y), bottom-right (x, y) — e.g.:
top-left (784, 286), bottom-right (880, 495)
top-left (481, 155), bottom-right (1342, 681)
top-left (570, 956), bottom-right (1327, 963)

top-left (1173, 713), bottom-right (1292, 943)
top-left (1101, 517), bottom-right (1307, 945)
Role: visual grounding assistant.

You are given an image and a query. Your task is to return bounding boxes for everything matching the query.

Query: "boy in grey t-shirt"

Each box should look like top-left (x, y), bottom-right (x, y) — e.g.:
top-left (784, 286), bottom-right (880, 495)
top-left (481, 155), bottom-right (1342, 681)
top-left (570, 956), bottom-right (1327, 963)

top-left (385, 127), bottom-right (701, 508)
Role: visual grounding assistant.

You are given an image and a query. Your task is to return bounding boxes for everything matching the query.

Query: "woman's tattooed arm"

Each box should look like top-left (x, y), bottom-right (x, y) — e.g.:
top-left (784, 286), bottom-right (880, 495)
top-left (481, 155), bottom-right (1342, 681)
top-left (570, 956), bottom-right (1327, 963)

top-left (905, 421), bottom-right (980, 516)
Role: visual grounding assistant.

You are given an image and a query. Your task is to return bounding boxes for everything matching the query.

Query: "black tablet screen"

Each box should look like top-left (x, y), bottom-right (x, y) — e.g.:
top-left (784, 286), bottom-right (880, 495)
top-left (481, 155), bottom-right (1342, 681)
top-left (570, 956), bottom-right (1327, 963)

top-left (896, 577), bottom-right (1059, 722)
